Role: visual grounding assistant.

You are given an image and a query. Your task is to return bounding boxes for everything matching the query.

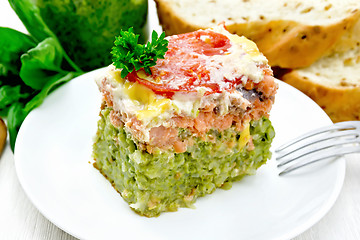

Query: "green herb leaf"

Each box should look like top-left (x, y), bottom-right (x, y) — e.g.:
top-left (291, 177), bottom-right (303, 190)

top-left (0, 27), bottom-right (37, 117)
top-left (9, 0), bottom-right (54, 42)
top-left (19, 37), bottom-right (67, 90)
top-left (8, 0), bottom-right (83, 73)
top-left (2, 0), bottom-right (87, 152)
top-left (0, 85), bottom-right (31, 116)
top-left (7, 101), bottom-right (28, 151)
top-left (6, 72), bottom-right (77, 151)
top-left (24, 72), bottom-right (77, 114)
top-left (0, 27), bottom-right (36, 79)
top-left (1, 34), bottom-right (82, 151)
top-left (111, 28), bottom-right (168, 78)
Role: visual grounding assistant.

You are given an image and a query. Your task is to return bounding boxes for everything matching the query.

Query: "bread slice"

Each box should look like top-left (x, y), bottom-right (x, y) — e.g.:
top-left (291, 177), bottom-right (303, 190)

top-left (154, 0), bottom-right (360, 69)
top-left (281, 46), bottom-right (360, 122)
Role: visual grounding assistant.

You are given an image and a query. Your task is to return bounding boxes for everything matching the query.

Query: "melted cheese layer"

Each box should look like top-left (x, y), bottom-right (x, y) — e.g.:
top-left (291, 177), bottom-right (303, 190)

top-left (96, 26), bottom-right (268, 134)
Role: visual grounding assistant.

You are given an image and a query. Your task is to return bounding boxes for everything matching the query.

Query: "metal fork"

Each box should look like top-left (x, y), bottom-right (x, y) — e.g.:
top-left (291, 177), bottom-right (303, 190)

top-left (275, 121), bottom-right (360, 176)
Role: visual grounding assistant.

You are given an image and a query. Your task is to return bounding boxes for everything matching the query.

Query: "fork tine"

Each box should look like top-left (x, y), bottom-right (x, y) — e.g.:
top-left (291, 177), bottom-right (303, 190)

top-left (275, 121), bottom-right (359, 153)
top-left (279, 156), bottom-right (340, 176)
top-left (277, 135), bottom-right (360, 167)
top-left (276, 121), bottom-right (360, 175)
top-left (279, 145), bottom-right (360, 176)
top-left (276, 129), bottom-right (359, 160)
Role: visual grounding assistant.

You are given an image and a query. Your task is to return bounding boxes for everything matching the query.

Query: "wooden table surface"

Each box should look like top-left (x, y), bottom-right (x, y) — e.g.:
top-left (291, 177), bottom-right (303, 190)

top-left (1, 0), bottom-right (359, 239)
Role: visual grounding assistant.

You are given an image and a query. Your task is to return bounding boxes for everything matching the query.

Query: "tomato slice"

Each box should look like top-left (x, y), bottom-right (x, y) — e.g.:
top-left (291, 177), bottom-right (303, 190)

top-left (125, 29), bottom-right (267, 98)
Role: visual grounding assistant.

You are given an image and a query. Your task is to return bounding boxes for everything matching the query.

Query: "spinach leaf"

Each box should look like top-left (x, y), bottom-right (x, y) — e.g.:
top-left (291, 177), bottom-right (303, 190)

top-left (0, 27), bottom-right (36, 118)
top-left (7, 102), bottom-right (27, 151)
top-left (0, 85), bottom-right (31, 116)
top-left (0, 32), bottom-right (82, 151)
top-left (0, 27), bottom-right (36, 79)
top-left (2, 0), bottom-right (85, 152)
top-left (8, 0), bottom-right (83, 73)
top-left (8, 0), bottom-right (55, 43)
top-left (23, 71), bottom-right (78, 113)
top-left (20, 37), bottom-right (67, 90)
top-left (7, 72), bottom-right (77, 150)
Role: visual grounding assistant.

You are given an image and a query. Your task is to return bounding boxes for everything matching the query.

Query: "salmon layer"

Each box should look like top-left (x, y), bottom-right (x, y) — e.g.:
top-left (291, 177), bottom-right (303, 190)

top-left (93, 107), bottom-right (275, 217)
top-left (98, 72), bottom-right (276, 153)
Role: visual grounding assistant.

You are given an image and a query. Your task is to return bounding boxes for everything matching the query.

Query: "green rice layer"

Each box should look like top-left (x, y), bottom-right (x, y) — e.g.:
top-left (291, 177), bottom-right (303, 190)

top-left (93, 106), bottom-right (275, 217)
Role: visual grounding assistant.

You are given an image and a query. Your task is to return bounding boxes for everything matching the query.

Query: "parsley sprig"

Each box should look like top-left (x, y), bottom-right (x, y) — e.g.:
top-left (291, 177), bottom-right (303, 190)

top-left (111, 28), bottom-right (168, 78)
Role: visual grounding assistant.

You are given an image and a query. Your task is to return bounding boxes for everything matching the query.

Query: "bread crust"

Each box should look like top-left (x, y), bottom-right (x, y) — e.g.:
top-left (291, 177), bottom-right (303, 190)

top-left (228, 11), bottom-right (360, 69)
top-left (154, 0), bottom-right (360, 69)
top-left (281, 71), bottom-right (360, 122)
top-left (155, 0), bottom-right (200, 34)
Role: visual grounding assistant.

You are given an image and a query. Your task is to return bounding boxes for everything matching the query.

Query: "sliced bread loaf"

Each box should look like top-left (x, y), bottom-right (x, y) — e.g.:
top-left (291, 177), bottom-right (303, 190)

top-left (281, 46), bottom-right (360, 122)
top-left (154, 0), bottom-right (360, 69)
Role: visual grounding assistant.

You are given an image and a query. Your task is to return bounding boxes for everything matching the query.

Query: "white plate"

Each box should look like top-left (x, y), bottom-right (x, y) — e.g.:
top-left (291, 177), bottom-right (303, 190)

top-left (14, 68), bottom-right (345, 240)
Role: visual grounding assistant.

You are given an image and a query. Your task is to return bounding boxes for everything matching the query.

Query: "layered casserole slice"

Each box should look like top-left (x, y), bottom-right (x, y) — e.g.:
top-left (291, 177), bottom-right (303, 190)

top-left (93, 25), bottom-right (277, 217)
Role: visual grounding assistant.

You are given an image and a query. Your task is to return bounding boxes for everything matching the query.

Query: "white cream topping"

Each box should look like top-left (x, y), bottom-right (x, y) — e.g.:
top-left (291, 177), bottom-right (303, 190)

top-left (204, 25), bottom-right (268, 87)
top-left (96, 26), bottom-right (268, 140)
